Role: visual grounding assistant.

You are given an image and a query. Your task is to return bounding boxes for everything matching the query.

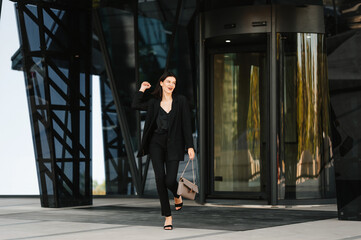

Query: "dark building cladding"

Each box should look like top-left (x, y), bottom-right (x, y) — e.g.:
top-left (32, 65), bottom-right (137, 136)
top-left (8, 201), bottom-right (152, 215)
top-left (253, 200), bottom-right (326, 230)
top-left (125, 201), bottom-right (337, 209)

top-left (7, 0), bottom-right (361, 219)
top-left (11, 1), bottom-right (93, 207)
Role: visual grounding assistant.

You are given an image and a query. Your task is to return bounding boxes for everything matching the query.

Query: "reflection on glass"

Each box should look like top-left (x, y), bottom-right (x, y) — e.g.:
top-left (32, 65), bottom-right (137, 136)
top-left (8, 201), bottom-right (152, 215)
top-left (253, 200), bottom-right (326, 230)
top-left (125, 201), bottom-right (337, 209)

top-left (98, 8), bottom-right (138, 195)
top-left (213, 52), bottom-right (264, 192)
top-left (324, 1), bottom-right (361, 215)
top-left (100, 73), bottom-right (134, 195)
top-left (278, 33), bottom-right (333, 199)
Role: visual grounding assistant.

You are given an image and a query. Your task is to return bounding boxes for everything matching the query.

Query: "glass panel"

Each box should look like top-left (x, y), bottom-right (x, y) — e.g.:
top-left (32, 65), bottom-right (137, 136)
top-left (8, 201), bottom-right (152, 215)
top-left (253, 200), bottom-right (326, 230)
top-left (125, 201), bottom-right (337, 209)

top-left (138, 16), bottom-right (168, 72)
top-left (48, 65), bottom-right (68, 96)
top-left (24, 6), bottom-right (40, 52)
top-left (50, 85), bottom-right (66, 105)
top-left (45, 174), bottom-right (54, 195)
top-left (38, 119), bottom-right (50, 159)
top-left (53, 122), bottom-right (64, 154)
top-left (213, 52), bottom-right (265, 192)
top-left (79, 162), bottom-right (85, 195)
top-left (43, 9), bottom-right (67, 51)
top-left (57, 162), bottom-right (73, 182)
top-left (324, 2), bottom-right (361, 216)
top-left (99, 74), bottom-right (134, 195)
top-left (79, 110), bottom-right (85, 151)
top-left (30, 57), bottom-right (46, 105)
top-left (79, 73), bottom-right (85, 97)
top-left (98, 7), bottom-right (138, 195)
top-left (99, 8), bottom-right (138, 150)
top-left (278, 33), bottom-right (333, 199)
top-left (56, 161), bottom-right (73, 196)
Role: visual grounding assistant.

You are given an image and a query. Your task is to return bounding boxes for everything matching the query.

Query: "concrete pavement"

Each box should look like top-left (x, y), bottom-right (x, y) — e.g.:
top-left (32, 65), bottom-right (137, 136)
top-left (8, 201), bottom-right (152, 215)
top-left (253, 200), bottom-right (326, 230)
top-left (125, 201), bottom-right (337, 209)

top-left (0, 197), bottom-right (360, 240)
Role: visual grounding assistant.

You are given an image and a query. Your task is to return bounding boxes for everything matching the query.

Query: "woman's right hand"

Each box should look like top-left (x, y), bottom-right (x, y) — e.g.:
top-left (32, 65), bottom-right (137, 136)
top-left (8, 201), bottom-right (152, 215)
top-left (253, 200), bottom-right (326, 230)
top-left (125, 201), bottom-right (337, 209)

top-left (139, 81), bottom-right (151, 92)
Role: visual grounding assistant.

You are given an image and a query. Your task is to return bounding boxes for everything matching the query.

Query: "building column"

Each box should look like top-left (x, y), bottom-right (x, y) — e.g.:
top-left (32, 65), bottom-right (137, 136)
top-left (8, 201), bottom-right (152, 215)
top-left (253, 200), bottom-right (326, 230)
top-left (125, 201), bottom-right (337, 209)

top-left (15, 1), bottom-right (92, 207)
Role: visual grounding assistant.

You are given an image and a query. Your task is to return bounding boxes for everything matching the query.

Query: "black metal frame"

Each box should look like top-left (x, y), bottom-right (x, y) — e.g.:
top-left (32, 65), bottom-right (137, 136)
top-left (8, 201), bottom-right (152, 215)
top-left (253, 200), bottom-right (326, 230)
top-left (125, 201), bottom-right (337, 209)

top-left (15, 1), bottom-right (92, 207)
top-left (269, 4), bottom-right (278, 205)
top-left (197, 11), bottom-right (206, 204)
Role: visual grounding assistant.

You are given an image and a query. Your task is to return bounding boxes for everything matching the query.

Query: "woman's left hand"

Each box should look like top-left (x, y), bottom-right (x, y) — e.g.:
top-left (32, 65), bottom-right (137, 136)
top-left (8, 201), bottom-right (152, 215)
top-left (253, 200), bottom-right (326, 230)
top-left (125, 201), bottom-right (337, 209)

top-left (188, 148), bottom-right (195, 160)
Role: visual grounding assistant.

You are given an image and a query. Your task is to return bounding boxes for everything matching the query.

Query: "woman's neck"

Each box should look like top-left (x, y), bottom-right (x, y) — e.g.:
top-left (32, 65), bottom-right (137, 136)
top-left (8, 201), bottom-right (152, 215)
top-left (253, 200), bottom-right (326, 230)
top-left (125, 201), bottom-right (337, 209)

top-left (162, 92), bottom-right (172, 102)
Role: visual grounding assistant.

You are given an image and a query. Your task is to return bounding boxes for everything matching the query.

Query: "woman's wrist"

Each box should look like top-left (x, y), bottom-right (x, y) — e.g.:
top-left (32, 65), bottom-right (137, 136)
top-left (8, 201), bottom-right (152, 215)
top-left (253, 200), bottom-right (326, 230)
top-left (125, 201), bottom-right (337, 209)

top-left (139, 88), bottom-right (146, 92)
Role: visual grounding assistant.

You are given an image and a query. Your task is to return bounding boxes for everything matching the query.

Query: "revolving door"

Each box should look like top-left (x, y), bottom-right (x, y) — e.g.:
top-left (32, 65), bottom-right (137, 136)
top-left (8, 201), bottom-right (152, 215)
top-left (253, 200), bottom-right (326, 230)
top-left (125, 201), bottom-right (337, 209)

top-left (200, 4), bottom-right (333, 203)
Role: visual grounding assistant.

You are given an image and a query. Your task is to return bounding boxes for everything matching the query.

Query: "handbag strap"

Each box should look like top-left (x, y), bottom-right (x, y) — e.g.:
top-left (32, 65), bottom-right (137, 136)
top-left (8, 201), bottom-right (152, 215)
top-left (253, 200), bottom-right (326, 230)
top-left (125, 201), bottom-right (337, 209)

top-left (180, 158), bottom-right (195, 184)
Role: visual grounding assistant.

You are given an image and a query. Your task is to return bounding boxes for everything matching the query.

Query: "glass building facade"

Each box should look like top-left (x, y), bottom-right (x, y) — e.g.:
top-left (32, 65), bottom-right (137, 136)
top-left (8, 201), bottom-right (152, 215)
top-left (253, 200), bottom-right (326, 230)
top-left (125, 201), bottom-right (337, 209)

top-left (7, 0), bottom-right (361, 212)
top-left (278, 33), bottom-right (333, 199)
top-left (13, 1), bottom-right (93, 207)
top-left (323, 0), bottom-right (361, 220)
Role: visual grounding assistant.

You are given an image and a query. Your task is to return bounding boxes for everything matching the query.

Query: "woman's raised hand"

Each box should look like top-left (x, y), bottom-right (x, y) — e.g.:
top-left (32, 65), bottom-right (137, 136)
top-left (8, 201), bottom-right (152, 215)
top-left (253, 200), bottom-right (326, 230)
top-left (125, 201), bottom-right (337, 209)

top-left (139, 81), bottom-right (151, 92)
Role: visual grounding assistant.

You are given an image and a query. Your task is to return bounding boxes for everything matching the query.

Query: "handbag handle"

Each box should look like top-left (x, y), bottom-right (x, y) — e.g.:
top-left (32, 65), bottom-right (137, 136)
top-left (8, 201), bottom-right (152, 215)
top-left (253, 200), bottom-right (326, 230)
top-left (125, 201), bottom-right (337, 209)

top-left (180, 158), bottom-right (195, 184)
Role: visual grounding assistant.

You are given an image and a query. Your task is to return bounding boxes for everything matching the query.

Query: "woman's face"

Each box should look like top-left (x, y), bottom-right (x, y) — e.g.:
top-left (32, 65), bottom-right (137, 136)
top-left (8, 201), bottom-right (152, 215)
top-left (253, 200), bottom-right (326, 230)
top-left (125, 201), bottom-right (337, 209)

top-left (160, 76), bottom-right (176, 95)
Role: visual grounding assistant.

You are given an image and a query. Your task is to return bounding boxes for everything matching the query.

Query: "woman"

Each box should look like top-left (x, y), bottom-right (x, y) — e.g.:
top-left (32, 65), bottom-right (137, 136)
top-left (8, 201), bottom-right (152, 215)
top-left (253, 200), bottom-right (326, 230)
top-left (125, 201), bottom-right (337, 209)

top-left (132, 72), bottom-right (195, 230)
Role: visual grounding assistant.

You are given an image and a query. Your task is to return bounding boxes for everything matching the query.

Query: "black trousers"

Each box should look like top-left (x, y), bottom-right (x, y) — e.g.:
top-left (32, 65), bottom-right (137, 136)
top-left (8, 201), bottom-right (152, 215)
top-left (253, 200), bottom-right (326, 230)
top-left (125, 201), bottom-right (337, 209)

top-left (149, 132), bottom-right (180, 217)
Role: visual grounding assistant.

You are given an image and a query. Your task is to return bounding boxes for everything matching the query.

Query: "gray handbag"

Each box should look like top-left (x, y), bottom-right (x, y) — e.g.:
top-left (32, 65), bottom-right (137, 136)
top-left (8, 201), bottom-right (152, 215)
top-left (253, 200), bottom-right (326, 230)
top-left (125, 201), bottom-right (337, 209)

top-left (177, 158), bottom-right (198, 200)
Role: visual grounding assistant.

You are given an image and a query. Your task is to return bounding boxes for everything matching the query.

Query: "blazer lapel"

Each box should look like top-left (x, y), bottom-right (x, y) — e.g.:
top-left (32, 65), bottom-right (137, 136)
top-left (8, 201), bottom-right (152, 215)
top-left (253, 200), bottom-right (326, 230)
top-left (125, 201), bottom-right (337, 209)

top-left (168, 95), bottom-right (178, 129)
top-left (152, 98), bottom-right (161, 121)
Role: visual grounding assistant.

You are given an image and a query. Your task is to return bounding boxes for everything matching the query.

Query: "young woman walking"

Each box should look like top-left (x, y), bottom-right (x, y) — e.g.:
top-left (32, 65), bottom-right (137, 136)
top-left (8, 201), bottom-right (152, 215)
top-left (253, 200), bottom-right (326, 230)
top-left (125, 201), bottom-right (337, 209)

top-left (132, 72), bottom-right (195, 230)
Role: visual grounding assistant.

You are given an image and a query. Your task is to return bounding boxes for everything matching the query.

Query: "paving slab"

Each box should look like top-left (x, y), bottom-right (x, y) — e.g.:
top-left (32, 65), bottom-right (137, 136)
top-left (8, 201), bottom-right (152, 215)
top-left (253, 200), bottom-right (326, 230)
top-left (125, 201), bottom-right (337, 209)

top-left (0, 197), bottom-right (359, 240)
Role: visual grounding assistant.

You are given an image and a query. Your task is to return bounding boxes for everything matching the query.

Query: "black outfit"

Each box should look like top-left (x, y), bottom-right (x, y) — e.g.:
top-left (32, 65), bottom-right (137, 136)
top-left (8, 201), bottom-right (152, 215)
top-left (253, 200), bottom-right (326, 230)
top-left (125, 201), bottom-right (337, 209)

top-left (131, 91), bottom-right (194, 216)
top-left (131, 91), bottom-right (194, 161)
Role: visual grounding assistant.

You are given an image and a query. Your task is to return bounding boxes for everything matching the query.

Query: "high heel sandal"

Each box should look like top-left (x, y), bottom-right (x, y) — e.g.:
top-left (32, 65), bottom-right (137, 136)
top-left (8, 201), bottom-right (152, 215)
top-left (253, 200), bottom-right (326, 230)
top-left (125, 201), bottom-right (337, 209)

top-left (175, 197), bottom-right (183, 211)
top-left (163, 225), bottom-right (173, 230)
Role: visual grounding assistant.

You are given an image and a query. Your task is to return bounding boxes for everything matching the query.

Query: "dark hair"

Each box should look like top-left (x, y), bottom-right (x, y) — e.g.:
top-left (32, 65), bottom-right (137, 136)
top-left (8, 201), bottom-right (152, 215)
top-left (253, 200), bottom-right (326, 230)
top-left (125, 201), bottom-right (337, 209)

top-left (151, 71), bottom-right (177, 99)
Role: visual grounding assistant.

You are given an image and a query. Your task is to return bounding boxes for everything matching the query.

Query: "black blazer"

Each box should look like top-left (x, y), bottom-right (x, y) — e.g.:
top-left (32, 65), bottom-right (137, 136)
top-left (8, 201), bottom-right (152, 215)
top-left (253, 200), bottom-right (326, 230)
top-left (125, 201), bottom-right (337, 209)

top-left (131, 91), bottom-right (194, 161)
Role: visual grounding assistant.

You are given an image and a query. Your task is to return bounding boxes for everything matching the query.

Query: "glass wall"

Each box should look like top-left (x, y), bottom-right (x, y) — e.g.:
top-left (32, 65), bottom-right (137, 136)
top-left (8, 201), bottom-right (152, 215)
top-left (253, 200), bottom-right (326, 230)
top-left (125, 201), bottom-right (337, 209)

top-left (138, 0), bottom-right (196, 101)
top-left (213, 52), bottom-right (265, 193)
top-left (323, 0), bottom-right (361, 218)
top-left (324, 1), bottom-right (361, 165)
top-left (97, 6), bottom-right (137, 195)
top-left (99, 73), bottom-right (135, 195)
top-left (277, 33), bottom-right (334, 199)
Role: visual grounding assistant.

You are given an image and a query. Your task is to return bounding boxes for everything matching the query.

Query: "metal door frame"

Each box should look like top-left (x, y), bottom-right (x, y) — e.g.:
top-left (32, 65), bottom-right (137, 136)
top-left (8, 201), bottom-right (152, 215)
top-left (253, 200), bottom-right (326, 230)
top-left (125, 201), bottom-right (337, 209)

top-left (205, 33), bottom-right (270, 200)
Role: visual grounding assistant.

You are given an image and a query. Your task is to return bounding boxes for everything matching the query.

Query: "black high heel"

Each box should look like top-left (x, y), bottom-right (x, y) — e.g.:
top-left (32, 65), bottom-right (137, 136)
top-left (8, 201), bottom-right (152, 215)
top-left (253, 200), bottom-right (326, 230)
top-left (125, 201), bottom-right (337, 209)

top-left (164, 225), bottom-right (173, 230)
top-left (175, 202), bottom-right (183, 211)
top-left (175, 197), bottom-right (183, 211)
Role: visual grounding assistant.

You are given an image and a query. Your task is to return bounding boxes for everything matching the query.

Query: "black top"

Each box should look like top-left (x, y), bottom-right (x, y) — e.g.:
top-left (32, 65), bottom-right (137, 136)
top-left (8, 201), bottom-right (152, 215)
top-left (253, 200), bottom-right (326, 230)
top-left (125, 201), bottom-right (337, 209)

top-left (155, 107), bottom-right (171, 133)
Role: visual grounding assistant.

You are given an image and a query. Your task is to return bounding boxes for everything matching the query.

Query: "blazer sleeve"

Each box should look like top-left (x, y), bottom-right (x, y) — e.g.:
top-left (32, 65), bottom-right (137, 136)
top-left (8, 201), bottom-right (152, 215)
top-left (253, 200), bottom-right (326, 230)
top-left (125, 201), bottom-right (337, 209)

top-left (181, 96), bottom-right (194, 149)
top-left (131, 91), bottom-right (150, 111)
